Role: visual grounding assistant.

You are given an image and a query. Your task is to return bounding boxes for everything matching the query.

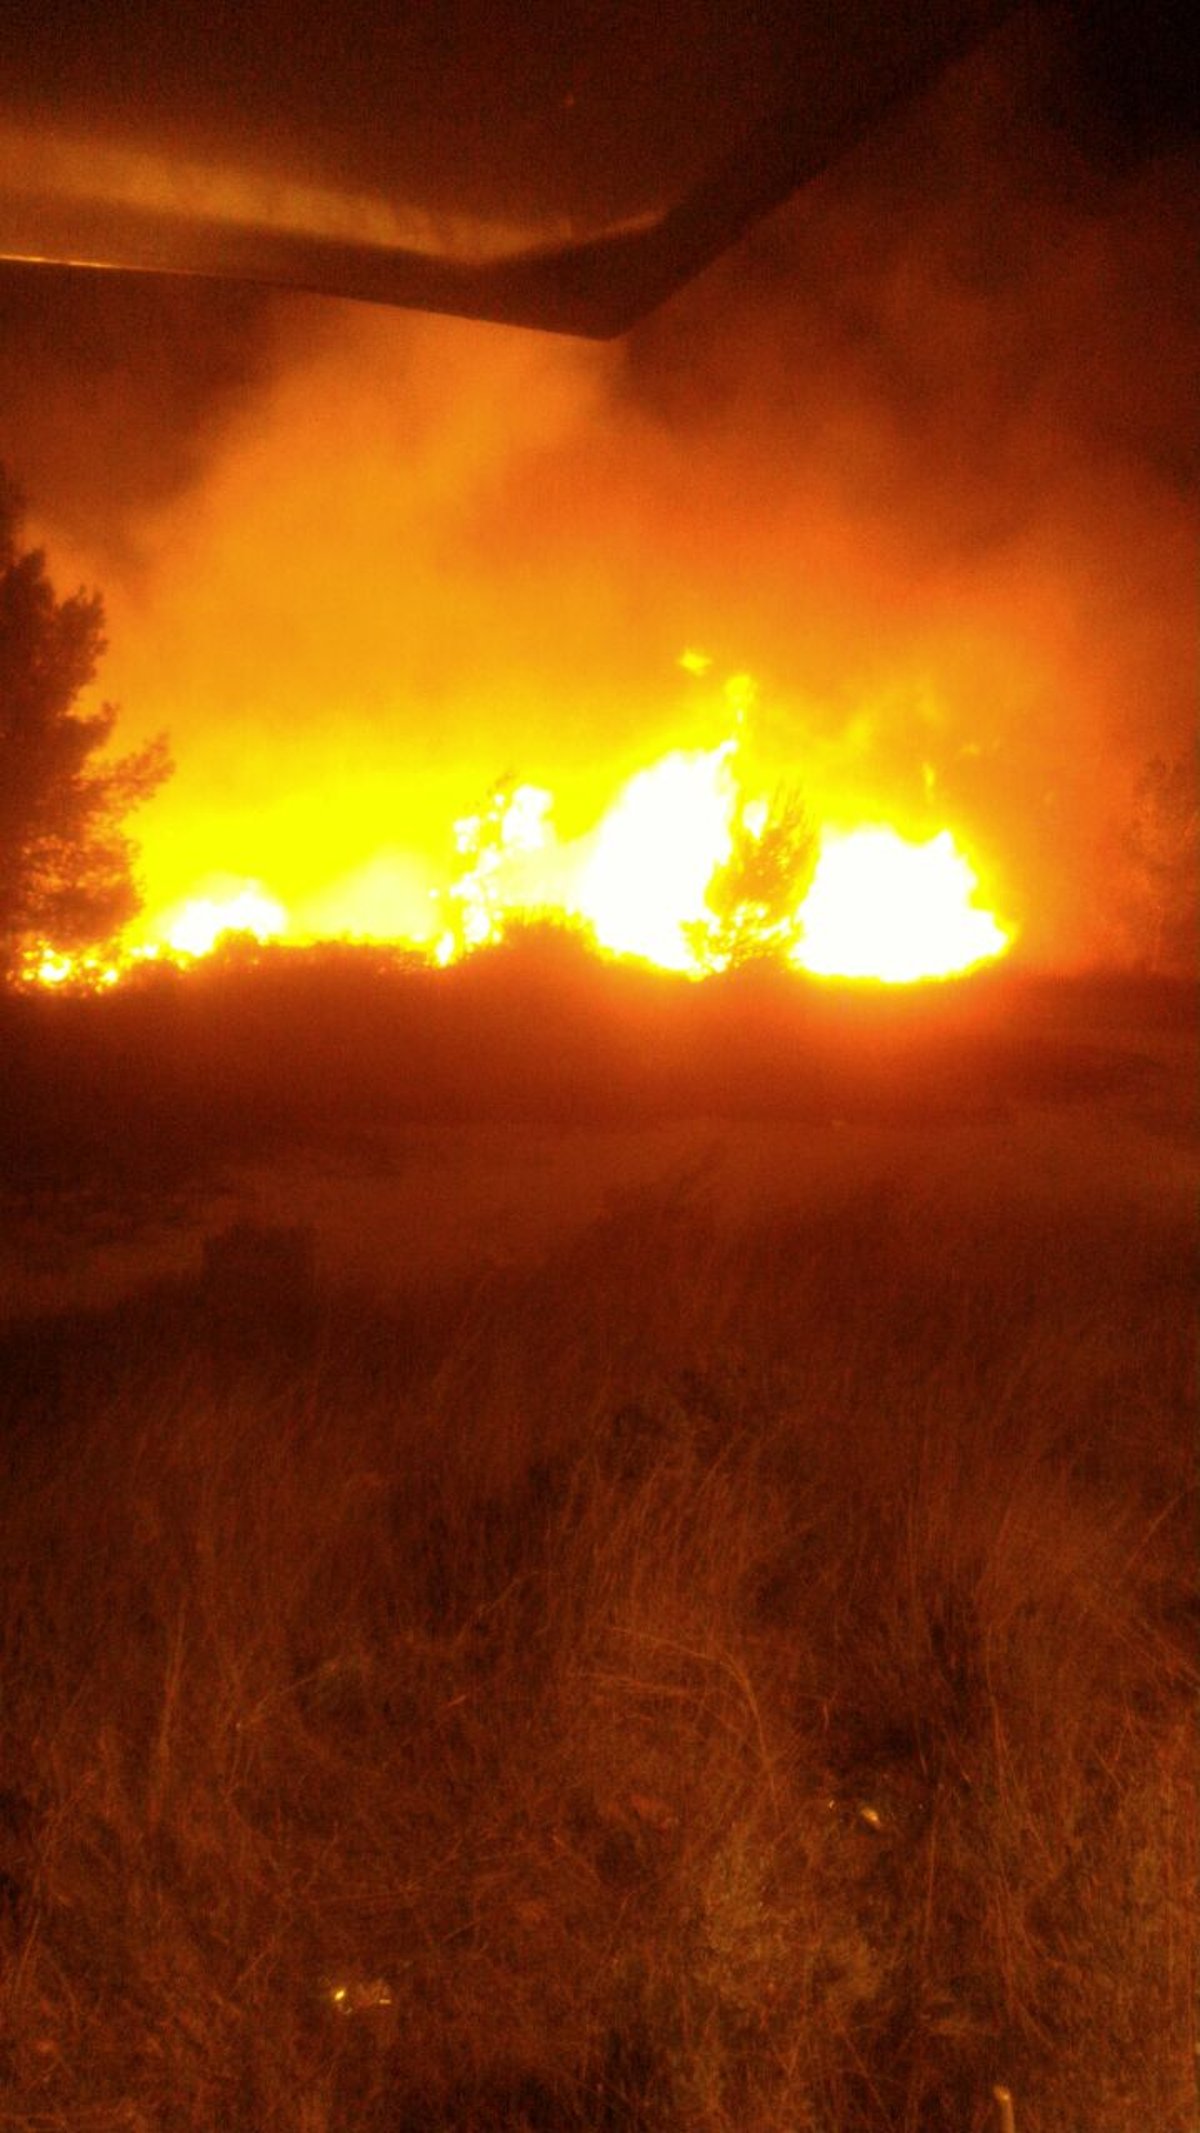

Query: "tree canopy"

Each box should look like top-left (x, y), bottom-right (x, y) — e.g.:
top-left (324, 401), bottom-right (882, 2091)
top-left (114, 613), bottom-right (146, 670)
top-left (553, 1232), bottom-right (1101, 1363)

top-left (0, 472), bottom-right (169, 979)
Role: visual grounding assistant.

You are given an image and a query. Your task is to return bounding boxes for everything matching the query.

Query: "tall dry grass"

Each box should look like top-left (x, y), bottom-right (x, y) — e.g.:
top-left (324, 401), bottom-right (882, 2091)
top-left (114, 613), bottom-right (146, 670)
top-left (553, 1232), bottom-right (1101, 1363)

top-left (0, 1184), bottom-right (1194, 2131)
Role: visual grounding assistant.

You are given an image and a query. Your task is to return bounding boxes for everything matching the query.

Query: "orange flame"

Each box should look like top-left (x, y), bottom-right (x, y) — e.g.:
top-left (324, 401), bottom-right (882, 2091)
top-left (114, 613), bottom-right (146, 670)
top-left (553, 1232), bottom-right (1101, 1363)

top-left (23, 668), bottom-right (1014, 990)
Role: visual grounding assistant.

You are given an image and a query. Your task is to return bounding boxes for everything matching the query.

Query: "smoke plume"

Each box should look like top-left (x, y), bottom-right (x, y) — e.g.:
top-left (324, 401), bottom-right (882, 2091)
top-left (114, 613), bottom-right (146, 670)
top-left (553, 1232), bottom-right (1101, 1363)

top-left (1, 11), bottom-right (1194, 968)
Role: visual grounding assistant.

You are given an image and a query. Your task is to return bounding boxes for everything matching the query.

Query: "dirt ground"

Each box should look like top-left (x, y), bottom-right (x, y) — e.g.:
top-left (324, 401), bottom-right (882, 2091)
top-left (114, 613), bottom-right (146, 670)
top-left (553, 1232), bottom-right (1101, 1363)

top-left (1, 1023), bottom-right (1193, 1321)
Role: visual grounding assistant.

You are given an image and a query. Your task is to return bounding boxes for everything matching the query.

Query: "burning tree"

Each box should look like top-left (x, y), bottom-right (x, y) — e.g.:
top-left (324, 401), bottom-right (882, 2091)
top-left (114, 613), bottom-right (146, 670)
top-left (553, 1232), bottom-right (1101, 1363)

top-left (686, 786), bottom-right (816, 972)
top-left (438, 774), bottom-right (555, 960)
top-left (0, 473), bottom-right (169, 981)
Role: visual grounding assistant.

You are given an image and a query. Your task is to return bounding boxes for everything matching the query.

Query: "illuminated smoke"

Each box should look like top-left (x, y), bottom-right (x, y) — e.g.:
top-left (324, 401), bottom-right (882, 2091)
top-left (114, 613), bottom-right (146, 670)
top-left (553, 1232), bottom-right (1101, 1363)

top-left (1, 22), bottom-right (1193, 975)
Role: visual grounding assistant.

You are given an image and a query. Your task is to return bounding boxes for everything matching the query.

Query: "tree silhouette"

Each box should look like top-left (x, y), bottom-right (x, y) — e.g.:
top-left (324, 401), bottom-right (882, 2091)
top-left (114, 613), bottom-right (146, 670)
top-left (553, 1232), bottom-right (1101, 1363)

top-left (686, 786), bottom-right (816, 972)
top-left (1123, 754), bottom-right (1198, 974)
top-left (0, 473), bottom-right (169, 980)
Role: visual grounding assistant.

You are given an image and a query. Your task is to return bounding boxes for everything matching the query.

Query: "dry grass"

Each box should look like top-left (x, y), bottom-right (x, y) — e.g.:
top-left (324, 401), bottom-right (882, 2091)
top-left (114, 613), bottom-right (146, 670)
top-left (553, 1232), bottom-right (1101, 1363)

top-left (0, 1184), bottom-right (1194, 2131)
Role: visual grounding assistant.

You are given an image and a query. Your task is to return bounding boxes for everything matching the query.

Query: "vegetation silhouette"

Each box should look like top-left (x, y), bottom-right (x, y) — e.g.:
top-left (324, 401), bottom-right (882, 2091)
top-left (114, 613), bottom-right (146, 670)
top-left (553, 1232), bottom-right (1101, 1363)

top-left (0, 1177), bottom-right (1192, 2130)
top-left (1123, 753), bottom-right (1199, 975)
top-left (686, 785), bottom-right (816, 972)
top-left (0, 470), bottom-right (169, 981)
top-left (0, 900), bottom-right (1192, 2131)
top-left (0, 927), bottom-right (1186, 1197)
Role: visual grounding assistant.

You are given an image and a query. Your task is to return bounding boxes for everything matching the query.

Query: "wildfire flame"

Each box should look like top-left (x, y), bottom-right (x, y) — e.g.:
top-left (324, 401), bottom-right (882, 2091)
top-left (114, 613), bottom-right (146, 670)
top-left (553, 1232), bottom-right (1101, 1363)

top-left (161, 885), bottom-right (288, 959)
top-left (22, 668), bottom-right (1014, 989)
top-left (576, 746), bottom-right (738, 971)
top-left (438, 780), bottom-right (554, 962)
top-left (793, 828), bottom-right (1009, 982)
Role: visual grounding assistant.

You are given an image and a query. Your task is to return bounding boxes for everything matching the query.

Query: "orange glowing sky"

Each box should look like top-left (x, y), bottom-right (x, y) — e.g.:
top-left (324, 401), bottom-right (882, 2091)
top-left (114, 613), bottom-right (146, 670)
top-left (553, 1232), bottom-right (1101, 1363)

top-left (3, 19), bottom-right (1195, 978)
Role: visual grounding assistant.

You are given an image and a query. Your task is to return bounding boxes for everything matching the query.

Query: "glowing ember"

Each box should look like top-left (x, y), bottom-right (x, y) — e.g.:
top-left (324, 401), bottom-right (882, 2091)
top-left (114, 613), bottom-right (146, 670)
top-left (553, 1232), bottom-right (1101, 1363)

top-left (163, 885), bottom-right (288, 958)
top-left (23, 946), bottom-right (121, 989)
top-left (27, 948), bottom-right (80, 988)
top-left (793, 828), bottom-right (1008, 982)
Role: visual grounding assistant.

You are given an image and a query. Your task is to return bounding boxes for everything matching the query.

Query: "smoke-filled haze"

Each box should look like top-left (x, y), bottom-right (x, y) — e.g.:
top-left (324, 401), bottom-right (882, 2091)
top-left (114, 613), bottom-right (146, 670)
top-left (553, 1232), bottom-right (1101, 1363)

top-left (1, 8), bottom-right (1195, 969)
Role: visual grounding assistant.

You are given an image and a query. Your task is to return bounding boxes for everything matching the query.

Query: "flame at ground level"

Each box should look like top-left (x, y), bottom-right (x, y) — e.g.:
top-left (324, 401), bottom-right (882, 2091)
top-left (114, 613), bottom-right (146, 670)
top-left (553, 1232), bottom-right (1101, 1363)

top-left (162, 886), bottom-right (288, 958)
top-left (573, 746), bottom-right (738, 972)
top-left (574, 749), bottom-right (1010, 982)
top-left (793, 828), bottom-right (1009, 983)
top-left (25, 732), bottom-right (1014, 989)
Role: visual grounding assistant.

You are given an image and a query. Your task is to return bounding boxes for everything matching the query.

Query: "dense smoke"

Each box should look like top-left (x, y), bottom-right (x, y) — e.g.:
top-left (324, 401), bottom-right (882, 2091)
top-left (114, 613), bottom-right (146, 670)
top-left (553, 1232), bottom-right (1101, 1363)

top-left (0, 9), bottom-right (1194, 967)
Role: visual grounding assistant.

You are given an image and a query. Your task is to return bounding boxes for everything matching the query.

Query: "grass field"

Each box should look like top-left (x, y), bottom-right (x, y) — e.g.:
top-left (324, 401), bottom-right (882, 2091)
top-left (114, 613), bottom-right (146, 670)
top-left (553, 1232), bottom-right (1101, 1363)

top-left (0, 953), bottom-right (1195, 2131)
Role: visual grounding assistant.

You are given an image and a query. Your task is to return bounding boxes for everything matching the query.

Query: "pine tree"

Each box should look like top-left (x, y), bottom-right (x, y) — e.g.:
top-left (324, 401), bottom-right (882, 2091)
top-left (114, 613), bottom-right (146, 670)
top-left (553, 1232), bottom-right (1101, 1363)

top-left (0, 473), bottom-right (169, 979)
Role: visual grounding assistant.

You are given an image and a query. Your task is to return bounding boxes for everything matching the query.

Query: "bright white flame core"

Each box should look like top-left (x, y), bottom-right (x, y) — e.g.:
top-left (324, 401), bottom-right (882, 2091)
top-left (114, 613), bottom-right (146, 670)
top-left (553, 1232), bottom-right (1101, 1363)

top-left (27, 663), bottom-right (1012, 989)
top-left (794, 828), bottom-right (1007, 981)
top-left (575, 747), bottom-right (736, 969)
top-left (442, 781), bottom-right (554, 956)
top-left (164, 886), bottom-right (288, 957)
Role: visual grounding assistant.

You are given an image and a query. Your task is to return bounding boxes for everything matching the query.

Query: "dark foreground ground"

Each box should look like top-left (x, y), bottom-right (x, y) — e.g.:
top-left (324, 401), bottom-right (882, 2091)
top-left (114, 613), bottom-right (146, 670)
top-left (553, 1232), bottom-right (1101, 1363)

top-left (0, 946), bottom-right (1194, 1313)
top-left (0, 949), bottom-right (1195, 2131)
